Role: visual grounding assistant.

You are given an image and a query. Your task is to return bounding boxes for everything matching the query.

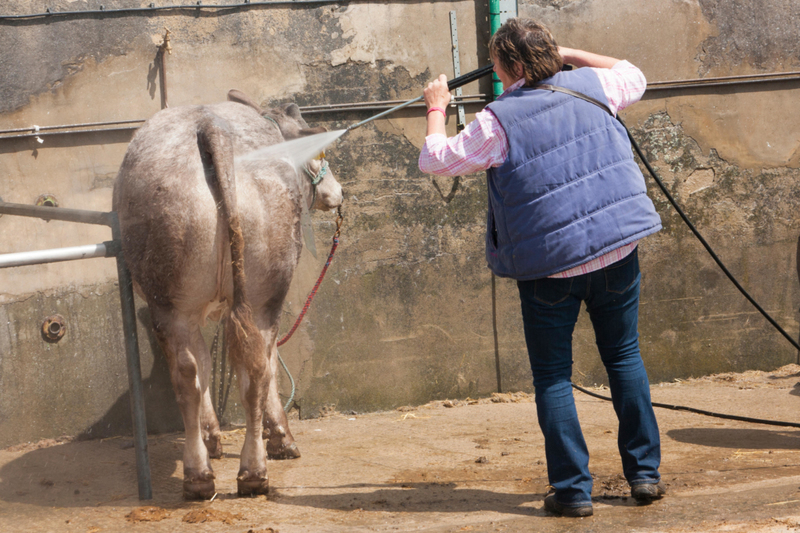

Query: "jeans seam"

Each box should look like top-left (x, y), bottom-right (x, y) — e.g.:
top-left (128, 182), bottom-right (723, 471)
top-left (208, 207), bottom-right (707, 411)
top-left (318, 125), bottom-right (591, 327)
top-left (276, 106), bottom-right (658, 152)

top-left (604, 250), bottom-right (638, 294)
top-left (533, 277), bottom-right (574, 305)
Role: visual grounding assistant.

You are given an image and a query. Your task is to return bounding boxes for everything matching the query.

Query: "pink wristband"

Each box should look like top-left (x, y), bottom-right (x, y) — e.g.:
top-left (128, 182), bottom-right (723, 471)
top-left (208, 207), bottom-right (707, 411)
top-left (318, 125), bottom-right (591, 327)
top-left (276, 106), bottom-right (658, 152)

top-left (426, 106), bottom-right (446, 118)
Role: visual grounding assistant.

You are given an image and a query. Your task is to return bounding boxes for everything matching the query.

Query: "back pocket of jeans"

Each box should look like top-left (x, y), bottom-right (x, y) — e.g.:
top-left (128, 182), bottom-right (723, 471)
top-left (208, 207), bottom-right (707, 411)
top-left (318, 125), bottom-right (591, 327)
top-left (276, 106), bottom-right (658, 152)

top-left (533, 277), bottom-right (573, 305)
top-left (604, 249), bottom-right (638, 294)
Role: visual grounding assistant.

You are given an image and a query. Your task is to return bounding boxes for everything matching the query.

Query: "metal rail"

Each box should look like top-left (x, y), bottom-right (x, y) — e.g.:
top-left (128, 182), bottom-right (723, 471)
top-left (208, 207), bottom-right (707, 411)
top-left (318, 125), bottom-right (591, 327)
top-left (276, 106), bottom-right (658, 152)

top-left (2, 68), bottom-right (798, 141)
top-left (0, 96), bottom-right (490, 140)
top-left (0, 242), bottom-right (118, 268)
top-left (0, 1), bottom-right (425, 21)
top-left (646, 71), bottom-right (800, 92)
top-left (0, 201), bottom-right (152, 501)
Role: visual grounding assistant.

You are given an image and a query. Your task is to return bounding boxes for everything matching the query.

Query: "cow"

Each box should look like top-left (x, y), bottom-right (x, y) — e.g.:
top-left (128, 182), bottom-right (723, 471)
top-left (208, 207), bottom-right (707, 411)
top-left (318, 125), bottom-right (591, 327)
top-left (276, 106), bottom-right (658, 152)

top-left (112, 90), bottom-right (343, 499)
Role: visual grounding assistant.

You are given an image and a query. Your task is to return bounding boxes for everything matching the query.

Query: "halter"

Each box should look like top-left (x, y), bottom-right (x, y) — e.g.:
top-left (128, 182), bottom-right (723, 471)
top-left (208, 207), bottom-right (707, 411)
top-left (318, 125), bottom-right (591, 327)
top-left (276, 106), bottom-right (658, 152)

top-left (303, 156), bottom-right (328, 207)
top-left (262, 114), bottom-right (329, 207)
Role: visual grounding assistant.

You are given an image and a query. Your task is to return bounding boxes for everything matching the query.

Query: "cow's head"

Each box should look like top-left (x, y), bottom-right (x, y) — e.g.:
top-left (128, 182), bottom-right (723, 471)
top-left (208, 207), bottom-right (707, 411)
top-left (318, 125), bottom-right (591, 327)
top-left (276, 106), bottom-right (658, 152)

top-left (228, 90), bottom-right (343, 210)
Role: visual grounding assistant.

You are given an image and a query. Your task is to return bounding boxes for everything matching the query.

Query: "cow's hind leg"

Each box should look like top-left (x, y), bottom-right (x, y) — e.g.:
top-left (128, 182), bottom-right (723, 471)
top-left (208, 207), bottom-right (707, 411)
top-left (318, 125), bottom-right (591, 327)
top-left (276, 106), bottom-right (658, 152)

top-left (264, 341), bottom-right (300, 460)
top-left (227, 318), bottom-right (270, 496)
top-left (200, 383), bottom-right (223, 459)
top-left (253, 302), bottom-right (300, 460)
top-left (151, 306), bottom-right (216, 500)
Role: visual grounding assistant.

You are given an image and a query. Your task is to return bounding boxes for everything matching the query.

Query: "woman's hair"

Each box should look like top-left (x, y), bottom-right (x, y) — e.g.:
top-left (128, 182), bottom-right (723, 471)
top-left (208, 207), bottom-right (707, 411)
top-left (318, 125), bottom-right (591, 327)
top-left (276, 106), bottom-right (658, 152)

top-left (489, 18), bottom-right (562, 85)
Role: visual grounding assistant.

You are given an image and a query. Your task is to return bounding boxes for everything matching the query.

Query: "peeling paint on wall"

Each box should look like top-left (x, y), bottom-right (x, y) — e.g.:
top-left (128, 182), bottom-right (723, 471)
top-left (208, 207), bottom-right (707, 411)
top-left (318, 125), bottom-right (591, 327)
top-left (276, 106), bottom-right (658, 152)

top-left (697, 0), bottom-right (800, 75)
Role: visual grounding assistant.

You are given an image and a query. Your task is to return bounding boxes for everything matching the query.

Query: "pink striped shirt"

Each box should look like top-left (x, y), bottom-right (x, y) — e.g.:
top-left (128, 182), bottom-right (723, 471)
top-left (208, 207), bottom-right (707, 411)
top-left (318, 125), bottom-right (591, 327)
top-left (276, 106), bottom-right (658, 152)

top-left (419, 60), bottom-right (647, 278)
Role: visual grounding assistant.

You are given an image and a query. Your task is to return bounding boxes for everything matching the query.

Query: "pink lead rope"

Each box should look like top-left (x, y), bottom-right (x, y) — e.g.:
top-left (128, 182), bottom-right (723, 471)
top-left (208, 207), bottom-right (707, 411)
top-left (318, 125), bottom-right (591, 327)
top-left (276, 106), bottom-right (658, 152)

top-left (277, 208), bottom-right (343, 347)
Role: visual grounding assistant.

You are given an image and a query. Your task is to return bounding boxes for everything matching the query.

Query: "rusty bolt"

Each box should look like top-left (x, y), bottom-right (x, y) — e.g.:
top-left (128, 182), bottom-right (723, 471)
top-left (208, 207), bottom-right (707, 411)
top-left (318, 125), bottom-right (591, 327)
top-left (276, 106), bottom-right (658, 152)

top-left (41, 315), bottom-right (66, 343)
top-left (35, 194), bottom-right (58, 208)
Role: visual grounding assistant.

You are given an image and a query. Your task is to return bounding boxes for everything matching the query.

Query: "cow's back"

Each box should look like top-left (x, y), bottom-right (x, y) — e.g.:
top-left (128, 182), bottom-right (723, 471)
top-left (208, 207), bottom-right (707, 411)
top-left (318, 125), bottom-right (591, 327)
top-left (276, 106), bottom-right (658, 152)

top-left (113, 102), bottom-right (302, 314)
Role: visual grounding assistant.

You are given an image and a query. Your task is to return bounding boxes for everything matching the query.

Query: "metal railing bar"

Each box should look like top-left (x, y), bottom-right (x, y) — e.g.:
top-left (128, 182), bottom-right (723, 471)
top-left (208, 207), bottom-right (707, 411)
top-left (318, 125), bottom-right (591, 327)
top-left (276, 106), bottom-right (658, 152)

top-left (0, 205), bottom-right (153, 499)
top-left (299, 94), bottom-right (489, 111)
top-left (647, 75), bottom-right (800, 92)
top-left (1, 2), bottom-right (426, 21)
top-left (648, 70), bottom-right (800, 87)
top-left (0, 97), bottom-right (490, 140)
top-left (0, 241), bottom-right (119, 269)
top-left (0, 201), bottom-right (114, 227)
top-left (2, 71), bottom-right (797, 141)
top-left (0, 119), bottom-right (146, 135)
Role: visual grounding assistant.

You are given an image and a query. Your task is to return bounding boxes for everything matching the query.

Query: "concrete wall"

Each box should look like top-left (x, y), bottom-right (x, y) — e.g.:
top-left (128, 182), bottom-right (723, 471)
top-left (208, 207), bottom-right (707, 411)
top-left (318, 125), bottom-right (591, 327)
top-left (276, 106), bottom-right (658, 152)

top-left (0, 0), bottom-right (798, 447)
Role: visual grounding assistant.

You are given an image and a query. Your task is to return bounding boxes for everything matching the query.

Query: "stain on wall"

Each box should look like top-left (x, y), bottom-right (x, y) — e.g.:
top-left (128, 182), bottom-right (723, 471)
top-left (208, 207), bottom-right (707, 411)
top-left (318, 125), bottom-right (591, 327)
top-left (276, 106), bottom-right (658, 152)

top-left (0, 1), bottom-right (150, 114)
top-left (697, 0), bottom-right (800, 75)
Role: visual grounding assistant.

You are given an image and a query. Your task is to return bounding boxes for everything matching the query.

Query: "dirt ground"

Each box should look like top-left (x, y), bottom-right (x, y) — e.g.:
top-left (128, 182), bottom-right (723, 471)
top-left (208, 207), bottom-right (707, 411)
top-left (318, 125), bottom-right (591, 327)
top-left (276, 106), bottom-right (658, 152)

top-left (3, 366), bottom-right (800, 532)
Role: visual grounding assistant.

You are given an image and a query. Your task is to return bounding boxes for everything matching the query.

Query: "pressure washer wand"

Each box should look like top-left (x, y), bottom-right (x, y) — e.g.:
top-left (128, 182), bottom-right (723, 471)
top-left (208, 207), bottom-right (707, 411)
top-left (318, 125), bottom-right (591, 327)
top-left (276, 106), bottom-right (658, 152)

top-left (345, 63), bottom-right (494, 132)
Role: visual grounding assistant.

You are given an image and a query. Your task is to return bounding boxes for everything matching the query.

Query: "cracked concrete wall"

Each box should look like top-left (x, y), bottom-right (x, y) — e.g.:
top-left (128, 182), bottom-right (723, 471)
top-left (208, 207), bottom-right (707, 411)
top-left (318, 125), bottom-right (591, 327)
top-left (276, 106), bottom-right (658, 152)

top-left (0, 0), bottom-right (798, 445)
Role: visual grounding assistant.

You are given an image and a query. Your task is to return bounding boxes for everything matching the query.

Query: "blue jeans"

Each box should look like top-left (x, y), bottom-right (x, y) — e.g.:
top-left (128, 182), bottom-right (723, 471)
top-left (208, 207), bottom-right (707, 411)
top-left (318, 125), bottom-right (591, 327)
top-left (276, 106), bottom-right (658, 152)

top-left (517, 248), bottom-right (661, 507)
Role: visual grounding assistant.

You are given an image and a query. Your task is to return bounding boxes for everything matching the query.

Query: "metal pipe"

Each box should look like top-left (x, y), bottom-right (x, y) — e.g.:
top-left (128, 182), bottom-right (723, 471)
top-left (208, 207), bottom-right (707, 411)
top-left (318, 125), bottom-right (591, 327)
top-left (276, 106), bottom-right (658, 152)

top-left (0, 204), bottom-right (153, 499)
top-left (345, 95), bottom-right (424, 131)
top-left (0, 1), bottom-right (424, 21)
top-left (0, 97), bottom-right (489, 140)
top-left (0, 126), bottom-right (144, 141)
top-left (158, 29), bottom-right (172, 109)
top-left (300, 94), bottom-right (488, 111)
top-left (0, 119), bottom-right (144, 135)
top-left (0, 242), bottom-right (118, 269)
top-left (2, 69), bottom-right (796, 141)
top-left (648, 70), bottom-right (800, 87)
top-left (111, 212), bottom-right (153, 501)
top-left (645, 74), bottom-right (800, 92)
top-left (0, 201), bottom-right (114, 226)
top-left (346, 64), bottom-right (495, 132)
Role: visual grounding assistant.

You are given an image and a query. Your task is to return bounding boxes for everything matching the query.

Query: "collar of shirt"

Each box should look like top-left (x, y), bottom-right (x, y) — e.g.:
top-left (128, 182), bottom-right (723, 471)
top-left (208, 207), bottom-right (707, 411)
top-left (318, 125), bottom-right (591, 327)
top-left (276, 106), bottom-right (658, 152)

top-left (501, 78), bottom-right (526, 97)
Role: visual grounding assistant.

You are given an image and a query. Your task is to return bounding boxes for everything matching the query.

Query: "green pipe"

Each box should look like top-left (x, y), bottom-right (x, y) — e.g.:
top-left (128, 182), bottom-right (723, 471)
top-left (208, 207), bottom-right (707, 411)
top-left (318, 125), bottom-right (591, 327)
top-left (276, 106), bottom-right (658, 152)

top-left (489, 0), bottom-right (518, 99)
top-left (489, 0), bottom-right (503, 99)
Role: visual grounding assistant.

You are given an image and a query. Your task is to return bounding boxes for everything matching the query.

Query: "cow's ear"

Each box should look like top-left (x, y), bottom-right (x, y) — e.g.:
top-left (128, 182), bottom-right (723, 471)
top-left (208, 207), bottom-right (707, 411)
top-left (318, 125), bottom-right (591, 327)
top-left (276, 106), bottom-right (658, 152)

top-left (227, 90), bottom-right (263, 113)
top-left (281, 103), bottom-right (303, 120)
top-left (298, 126), bottom-right (327, 136)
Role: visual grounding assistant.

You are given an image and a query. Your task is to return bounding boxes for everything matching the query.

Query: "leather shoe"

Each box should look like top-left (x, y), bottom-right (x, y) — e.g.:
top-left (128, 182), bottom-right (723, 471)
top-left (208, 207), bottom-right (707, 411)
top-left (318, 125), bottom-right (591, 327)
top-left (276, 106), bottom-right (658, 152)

top-left (631, 482), bottom-right (666, 504)
top-left (544, 494), bottom-right (593, 517)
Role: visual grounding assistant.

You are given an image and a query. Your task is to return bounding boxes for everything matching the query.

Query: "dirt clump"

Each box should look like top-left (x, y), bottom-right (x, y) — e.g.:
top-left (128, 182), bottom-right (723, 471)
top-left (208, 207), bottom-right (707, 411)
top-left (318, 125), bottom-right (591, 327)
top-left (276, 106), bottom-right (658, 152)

top-left (126, 506), bottom-right (171, 522)
top-left (4, 436), bottom-right (73, 453)
top-left (182, 508), bottom-right (244, 524)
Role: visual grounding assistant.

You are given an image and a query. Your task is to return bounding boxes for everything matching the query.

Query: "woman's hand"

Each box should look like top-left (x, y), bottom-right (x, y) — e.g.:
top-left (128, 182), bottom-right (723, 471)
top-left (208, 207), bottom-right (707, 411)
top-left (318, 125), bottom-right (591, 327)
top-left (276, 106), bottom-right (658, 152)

top-left (424, 74), bottom-right (451, 137)
top-left (424, 74), bottom-right (452, 110)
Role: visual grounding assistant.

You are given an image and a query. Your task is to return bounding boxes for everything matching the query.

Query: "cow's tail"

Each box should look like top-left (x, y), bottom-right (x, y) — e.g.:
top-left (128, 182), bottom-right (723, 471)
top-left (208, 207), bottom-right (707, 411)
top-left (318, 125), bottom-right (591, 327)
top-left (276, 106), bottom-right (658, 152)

top-left (197, 112), bottom-right (266, 363)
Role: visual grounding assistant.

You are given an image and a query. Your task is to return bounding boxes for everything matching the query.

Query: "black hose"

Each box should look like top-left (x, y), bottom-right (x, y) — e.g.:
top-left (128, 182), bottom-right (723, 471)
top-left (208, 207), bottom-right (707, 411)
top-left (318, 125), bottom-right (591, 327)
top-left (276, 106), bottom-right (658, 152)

top-left (447, 64), bottom-right (495, 92)
top-left (618, 116), bottom-right (800, 353)
top-left (572, 383), bottom-right (800, 429)
top-left (0, 2), bottom-right (365, 21)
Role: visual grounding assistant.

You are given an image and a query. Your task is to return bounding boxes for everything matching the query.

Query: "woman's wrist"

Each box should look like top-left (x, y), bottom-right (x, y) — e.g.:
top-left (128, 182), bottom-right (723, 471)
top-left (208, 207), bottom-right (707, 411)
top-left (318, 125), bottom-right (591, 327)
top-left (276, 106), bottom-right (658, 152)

top-left (426, 106), bottom-right (447, 118)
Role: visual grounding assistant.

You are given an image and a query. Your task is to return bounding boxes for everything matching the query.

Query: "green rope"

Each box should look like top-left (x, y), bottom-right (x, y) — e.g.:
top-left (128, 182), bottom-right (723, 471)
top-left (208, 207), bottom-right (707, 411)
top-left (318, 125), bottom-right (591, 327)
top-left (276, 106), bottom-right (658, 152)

top-left (304, 160), bottom-right (328, 186)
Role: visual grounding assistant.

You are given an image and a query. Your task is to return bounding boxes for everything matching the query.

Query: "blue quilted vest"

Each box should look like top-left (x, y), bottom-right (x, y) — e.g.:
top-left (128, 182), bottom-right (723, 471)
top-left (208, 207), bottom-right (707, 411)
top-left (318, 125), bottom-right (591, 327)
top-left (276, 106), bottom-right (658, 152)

top-left (484, 68), bottom-right (662, 280)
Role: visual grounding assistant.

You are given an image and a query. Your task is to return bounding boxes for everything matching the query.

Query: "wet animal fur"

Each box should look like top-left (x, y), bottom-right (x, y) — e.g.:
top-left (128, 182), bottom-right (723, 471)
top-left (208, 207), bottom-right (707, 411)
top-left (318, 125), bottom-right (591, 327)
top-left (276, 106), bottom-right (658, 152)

top-left (112, 91), bottom-right (342, 499)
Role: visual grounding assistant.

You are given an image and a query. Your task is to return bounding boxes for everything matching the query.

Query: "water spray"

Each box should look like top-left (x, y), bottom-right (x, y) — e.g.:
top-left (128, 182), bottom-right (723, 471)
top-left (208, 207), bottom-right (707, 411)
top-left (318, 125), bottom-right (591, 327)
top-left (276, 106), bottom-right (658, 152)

top-left (239, 64), bottom-right (496, 168)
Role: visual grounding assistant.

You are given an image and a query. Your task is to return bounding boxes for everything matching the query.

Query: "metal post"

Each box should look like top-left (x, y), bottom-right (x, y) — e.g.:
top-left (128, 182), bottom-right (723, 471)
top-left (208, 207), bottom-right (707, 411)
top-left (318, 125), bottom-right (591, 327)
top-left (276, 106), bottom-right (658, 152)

top-left (111, 213), bottom-right (153, 500)
top-left (0, 200), bottom-right (152, 499)
top-left (449, 11), bottom-right (467, 131)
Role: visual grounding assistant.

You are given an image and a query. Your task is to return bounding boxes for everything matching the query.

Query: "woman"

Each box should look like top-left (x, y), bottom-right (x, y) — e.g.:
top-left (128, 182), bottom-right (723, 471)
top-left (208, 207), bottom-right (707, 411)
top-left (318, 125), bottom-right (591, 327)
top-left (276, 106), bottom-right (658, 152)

top-left (420, 17), bottom-right (665, 517)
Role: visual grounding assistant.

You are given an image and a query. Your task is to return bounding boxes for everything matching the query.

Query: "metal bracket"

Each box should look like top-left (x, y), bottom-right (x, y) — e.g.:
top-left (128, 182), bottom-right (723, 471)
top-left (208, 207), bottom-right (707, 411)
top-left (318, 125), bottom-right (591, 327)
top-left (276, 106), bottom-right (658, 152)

top-left (449, 11), bottom-right (466, 132)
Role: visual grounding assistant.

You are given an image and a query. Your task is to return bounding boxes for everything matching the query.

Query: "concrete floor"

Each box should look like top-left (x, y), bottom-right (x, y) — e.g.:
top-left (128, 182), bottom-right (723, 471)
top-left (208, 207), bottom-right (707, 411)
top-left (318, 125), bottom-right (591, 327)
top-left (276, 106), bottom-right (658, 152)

top-left (2, 366), bottom-right (800, 532)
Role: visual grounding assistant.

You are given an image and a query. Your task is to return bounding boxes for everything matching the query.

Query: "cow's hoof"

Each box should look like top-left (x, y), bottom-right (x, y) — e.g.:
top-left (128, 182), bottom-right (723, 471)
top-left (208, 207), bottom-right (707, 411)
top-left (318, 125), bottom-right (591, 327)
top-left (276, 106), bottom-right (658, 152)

top-left (204, 434), bottom-right (223, 459)
top-left (183, 469), bottom-right (215, 500)
top-left (237, 474), bottom-right (269, 496)
top-left (183, 479), bottom-right (216, 500)
top-left (267, 441), bottom-right (301, 460)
